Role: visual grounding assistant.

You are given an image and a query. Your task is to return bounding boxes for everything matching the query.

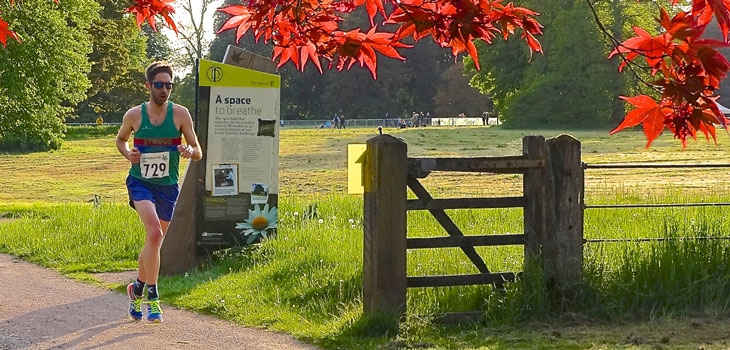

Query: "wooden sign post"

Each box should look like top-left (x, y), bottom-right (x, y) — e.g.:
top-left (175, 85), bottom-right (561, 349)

top-left (161, 48), bottom-right (279, 274)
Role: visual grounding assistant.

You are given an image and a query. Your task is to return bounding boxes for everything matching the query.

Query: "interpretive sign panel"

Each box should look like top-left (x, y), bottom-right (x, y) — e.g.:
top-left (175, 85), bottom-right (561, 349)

top-left (195, 58), bottom-right (280, 250)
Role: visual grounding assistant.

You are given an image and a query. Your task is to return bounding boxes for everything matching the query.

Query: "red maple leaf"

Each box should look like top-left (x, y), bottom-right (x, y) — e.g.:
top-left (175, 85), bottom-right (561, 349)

top-left (693, 0), bottom-right (730, 41)
top-left (331, 27), bottom-right (409, 78)
top-left (352, 0), bottom-right (386, 26)
top-left (659, 8), bottom-right (699, 42)
top-left (0, 18), bottom-right (20, 48)
top-left (126, 0), bottom-right (178, 34)
top-left (609, 26), bottom-right (673, 72)
top-left (217, 4), bottom-right (254, 39)
top-left (610, 95), bottom-right (669, 148)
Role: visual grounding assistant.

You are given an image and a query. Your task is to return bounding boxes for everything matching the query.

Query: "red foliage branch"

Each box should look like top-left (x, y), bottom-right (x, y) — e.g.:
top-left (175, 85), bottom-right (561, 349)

top-left (126, 0), bottom-right (178, 34)
top-left (0, 0), bottom-right (175, 49)
top-left (216, 0), bottom-right (543, 78)
top-left (3, 0), bottom-right (730, 147)
top-left (0, 17), bottom-right (19, 48)
top-left (609, 4), bottom-right (730, 147)
top-left (213, 0), bottom-right (730, 146)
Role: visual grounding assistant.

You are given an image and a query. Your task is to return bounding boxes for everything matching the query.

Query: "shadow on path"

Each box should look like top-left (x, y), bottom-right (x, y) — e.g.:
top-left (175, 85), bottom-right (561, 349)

top-left (0, 254), bottom-right (320, 350)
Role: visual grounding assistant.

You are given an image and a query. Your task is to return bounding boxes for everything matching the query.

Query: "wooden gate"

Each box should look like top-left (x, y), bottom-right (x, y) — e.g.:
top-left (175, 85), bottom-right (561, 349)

top-left (362, 134), bottom-right (584, 318)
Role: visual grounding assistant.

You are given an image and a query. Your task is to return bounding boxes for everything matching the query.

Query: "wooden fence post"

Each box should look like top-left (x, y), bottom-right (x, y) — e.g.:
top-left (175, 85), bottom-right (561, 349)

top-left (544, 134), bottom-right (584, 297)
top-left (363, 135), bottom-right (408, 317)
top-left (522, 136), bottom-right (547, 263)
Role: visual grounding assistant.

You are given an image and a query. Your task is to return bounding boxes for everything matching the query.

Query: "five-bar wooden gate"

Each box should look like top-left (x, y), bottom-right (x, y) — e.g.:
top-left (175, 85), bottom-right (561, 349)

top-left (362, 134), bottom-right (584, 318)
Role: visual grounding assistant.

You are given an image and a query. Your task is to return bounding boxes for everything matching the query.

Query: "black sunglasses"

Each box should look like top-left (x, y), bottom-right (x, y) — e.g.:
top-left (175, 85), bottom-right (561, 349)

top-left (151, 81), bottom-right (174, 89)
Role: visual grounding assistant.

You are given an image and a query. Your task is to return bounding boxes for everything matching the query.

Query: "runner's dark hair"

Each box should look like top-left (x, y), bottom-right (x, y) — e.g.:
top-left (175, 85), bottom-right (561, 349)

top-left (145, 61), bottom-right (173, 82)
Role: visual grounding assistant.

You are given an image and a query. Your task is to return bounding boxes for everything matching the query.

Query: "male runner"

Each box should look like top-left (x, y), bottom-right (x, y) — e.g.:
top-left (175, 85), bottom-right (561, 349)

top-left (115, 61), bottom-right (203, 323)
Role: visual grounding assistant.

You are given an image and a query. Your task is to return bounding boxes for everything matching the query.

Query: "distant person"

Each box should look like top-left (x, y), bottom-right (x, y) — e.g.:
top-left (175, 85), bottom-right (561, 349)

top-left (115, 61), bottom-right (203, 323)
top-left (482, 111), bottom-right (488, 125)
top-left (96, 115), bottom-right (104, 126)
top-left (340, 114), bottom-right (346, 129)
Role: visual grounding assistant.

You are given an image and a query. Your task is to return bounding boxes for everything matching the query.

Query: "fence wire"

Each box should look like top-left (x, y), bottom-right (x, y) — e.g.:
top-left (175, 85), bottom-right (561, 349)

top-left (584, 236), bottom-right (730, 243)
top-left (583, 162), bottom-right (730, 244)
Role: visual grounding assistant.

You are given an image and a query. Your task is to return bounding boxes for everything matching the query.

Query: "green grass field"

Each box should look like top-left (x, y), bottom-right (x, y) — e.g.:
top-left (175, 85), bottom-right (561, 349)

top-left (4, 125), bottom-right (730, 349)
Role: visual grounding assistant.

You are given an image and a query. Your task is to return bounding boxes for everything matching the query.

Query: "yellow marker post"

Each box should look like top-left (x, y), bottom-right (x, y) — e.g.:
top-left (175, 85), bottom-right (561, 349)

top-left (347, 144), bottom-right (367, 194)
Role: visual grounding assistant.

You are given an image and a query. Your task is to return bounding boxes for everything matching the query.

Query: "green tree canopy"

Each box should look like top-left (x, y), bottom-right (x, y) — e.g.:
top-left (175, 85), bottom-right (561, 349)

top-left (468, 0), bottom-right (617, 128)
top-left (75, 0), bottom-right (155, 124)
top-left (0, 0), bottom-right (98, 151)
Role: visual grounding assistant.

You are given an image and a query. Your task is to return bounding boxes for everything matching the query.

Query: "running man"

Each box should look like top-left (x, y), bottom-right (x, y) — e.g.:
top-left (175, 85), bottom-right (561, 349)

top-left (115, 61), bottom-right (203, 323)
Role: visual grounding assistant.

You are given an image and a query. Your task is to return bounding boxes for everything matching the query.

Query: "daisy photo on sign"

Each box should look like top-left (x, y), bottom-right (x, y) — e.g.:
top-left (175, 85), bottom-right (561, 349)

top-left (235, 203), bottom-right (278, 244)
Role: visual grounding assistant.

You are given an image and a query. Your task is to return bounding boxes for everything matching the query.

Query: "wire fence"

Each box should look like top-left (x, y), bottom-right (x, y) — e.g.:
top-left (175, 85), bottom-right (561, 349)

top-left (583, 162), bottom-right (730, 244)
top-left (67, 117), bottom-right (493, 129)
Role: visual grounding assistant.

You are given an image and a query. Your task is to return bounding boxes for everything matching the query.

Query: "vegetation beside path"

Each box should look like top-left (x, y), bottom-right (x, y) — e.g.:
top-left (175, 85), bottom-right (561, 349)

top-left (3, 126), bottom-right (730, 349)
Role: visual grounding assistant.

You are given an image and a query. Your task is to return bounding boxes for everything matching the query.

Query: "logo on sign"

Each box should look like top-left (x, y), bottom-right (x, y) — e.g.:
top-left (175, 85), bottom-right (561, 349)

top-left (207, 66), bottom-right (223, 83)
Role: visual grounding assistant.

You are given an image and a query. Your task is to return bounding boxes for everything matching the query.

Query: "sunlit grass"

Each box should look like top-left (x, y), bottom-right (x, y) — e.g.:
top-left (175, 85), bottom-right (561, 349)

top-left (0, 203), bottom-right (143, 273)
top-left (4, 126), bottom-right (730, 348)
top-left (3, 188), bottom-right (730, 348)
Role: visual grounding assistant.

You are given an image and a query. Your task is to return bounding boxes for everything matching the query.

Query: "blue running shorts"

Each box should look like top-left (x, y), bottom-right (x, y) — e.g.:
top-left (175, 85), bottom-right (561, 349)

top-left (126, 175), bottom-right (180, 222)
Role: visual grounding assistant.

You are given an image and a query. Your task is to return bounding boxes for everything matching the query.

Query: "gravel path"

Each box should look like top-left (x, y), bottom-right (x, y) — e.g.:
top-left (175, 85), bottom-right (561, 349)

top-left (0, 254), bottom-right (320, 350)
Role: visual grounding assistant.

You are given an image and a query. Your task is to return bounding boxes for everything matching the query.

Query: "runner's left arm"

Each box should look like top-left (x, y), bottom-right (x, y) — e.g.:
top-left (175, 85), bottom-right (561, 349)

top-left (177, 107), bottom-right (203, 161)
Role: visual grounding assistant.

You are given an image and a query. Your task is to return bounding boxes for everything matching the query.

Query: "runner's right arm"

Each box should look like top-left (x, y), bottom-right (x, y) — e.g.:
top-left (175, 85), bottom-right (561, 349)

top-left (116, 108), bottom-right (141, 164)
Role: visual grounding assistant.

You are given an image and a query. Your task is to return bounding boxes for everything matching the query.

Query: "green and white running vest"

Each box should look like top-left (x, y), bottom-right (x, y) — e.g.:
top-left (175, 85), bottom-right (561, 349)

top-left (128, 102), bottom-right (182, 186)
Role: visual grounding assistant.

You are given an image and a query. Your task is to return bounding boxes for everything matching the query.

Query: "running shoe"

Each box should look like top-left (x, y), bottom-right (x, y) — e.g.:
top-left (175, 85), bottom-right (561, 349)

top-left (127, 282), bottom-right (143, 321)
top-left (146, 299), bottom-right (163, 323)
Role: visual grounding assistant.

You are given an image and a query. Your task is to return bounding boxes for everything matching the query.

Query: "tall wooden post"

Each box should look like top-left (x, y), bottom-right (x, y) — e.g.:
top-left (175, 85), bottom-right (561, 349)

top-left (160, 48), bottom-right (278, 275)
top-left (363, 135), bottom-right (408, 317)
top-left (544, 134), bottom-right (583, 296)
top-left (160, 164), bottom-right (205, 274)
top-left (522, 136), bottom-right (547, 262)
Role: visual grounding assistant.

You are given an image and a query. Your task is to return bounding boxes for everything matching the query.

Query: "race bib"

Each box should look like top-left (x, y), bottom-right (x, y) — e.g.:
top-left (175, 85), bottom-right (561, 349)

top-left (140, 151), bottom-right (170, 179)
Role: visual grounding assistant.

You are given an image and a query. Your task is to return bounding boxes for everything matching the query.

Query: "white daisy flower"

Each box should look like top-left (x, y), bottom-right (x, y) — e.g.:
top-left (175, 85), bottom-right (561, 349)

top-left (235, 203), bottom-right (278, 244)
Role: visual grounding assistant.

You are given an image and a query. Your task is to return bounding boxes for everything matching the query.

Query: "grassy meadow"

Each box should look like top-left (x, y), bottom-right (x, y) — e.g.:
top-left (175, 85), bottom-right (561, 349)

top-left (4, 125), bottom-right (730, 348)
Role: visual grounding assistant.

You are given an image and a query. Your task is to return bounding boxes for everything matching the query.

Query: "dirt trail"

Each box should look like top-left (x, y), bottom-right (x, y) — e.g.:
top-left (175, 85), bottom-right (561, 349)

top-left (0, 254), bottom-right (320, 350)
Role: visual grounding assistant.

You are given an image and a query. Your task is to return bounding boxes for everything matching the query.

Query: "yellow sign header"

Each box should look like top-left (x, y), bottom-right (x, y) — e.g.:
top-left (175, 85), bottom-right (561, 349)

top-left (347, 144), bottom-right (367, 194)
top-left (198, 59), bottom-right (281, 88)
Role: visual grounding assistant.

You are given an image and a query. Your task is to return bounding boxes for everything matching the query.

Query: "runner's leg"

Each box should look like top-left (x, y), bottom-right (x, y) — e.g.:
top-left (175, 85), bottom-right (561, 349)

top-left (133, 200), bottom-right (166, 286)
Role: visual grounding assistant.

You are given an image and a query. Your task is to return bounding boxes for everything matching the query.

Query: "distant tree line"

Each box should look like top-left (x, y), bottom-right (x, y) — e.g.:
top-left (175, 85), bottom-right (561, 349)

top-left (466, 0), bottom-right (685, 129)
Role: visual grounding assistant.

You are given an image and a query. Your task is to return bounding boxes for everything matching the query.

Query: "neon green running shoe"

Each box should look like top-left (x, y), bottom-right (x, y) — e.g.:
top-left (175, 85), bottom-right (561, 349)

top-left (146, 299), bottom-right (163, 323)
top-left (127, 283), bottom-right (143, 321)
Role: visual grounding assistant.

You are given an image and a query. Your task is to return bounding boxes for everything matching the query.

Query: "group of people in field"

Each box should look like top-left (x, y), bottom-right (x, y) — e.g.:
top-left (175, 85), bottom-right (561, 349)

top-left (315, 111), bottom-right (347, 129)
top-left (332, 111), bottom-right (346, 129)
top-left (312, 109), bottom-right (498, 129)
top-left (380, 111), bottom-right (433, 128)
